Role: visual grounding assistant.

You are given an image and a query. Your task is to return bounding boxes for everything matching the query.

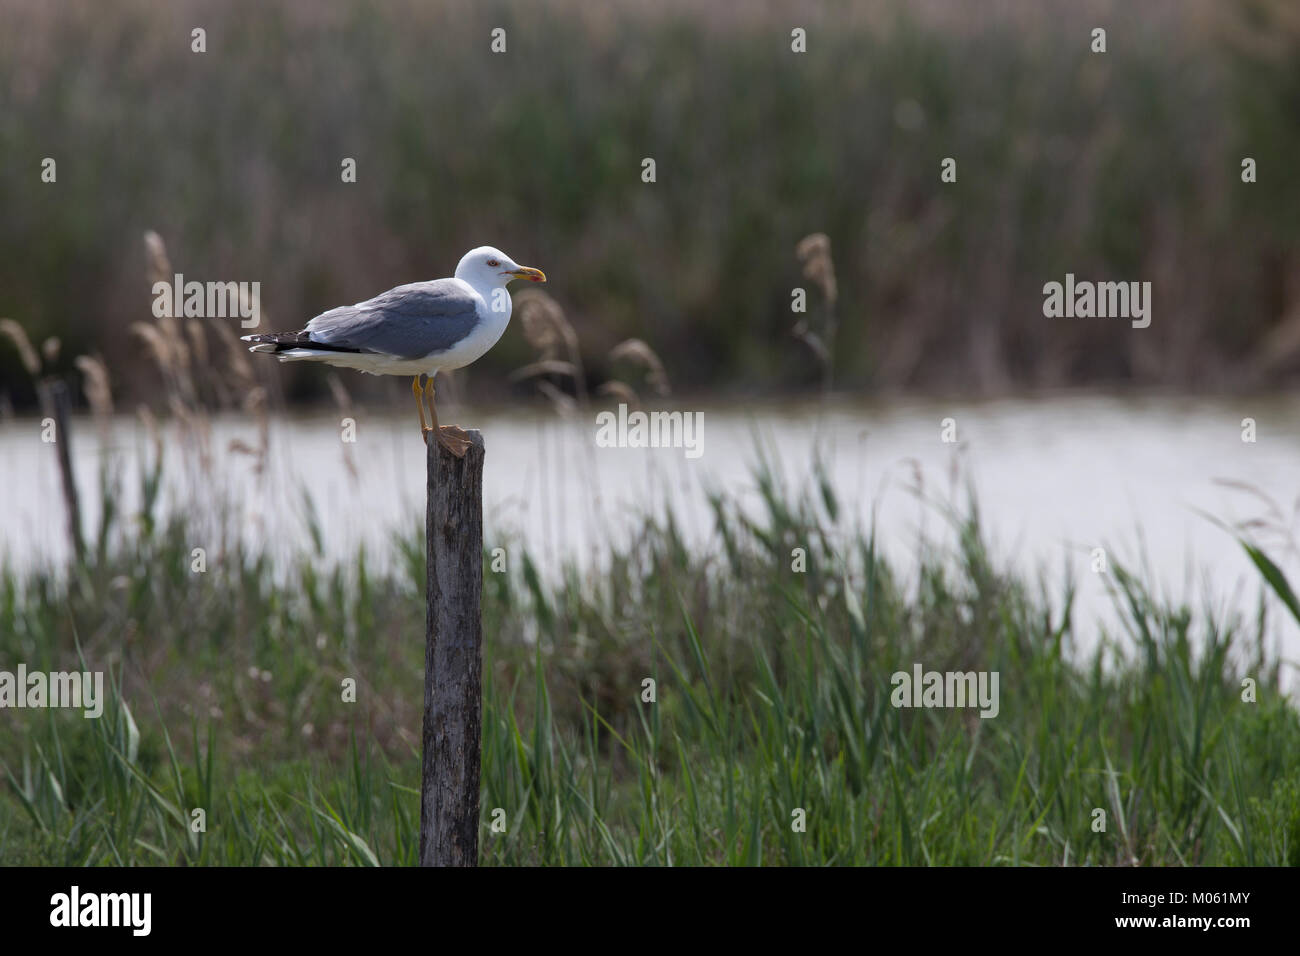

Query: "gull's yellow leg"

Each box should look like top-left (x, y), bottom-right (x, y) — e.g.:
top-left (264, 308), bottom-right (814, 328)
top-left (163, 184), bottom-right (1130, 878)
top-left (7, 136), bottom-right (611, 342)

top-left (423, 377), bottom-right (439, 431)
top-left (424, 378), bottom-right (470, 458)
top-left (413, 376), bottom-right (432, 439)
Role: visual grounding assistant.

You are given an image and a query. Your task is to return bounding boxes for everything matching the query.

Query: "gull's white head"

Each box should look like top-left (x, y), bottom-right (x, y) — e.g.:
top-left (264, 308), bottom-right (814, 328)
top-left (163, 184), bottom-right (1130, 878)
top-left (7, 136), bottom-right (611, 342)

top-left (455, 246), bottom-right (547, 291)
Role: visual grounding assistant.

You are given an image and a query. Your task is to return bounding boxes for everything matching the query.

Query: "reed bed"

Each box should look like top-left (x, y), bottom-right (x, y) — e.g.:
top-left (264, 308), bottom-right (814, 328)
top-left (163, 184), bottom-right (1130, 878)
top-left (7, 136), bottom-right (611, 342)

top-left (2, 0), bottom-right (1299, 409)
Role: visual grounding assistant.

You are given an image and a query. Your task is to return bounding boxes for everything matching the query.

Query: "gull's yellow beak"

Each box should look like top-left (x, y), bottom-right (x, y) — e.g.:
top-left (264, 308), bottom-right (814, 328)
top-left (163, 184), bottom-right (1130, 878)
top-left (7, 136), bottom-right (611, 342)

top-left (508, 266), bottom-right (547, 283)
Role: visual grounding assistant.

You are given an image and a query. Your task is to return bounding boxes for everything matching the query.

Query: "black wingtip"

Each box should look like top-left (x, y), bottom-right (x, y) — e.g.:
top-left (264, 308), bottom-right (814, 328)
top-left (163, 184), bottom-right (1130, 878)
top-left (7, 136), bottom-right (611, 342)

top-left (240, 331), bottom-right (363, 354)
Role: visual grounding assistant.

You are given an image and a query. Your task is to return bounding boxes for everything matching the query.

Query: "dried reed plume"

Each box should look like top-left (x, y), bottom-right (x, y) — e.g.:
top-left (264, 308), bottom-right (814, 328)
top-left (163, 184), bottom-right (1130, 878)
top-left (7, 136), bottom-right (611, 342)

top-left (509, 357), bottom-right (581, 383)
top-left (186, 318), bottom-right (210, 369)
top-left (793, 232), bottom-right (840, 392)
top-left (607, 338), bottom-right (671, 398)
top-left (228, 386), bottom-right (270, 477)
top-left (510, 292), bottom-right (673, 420)
top-left (595, 379), bottom-right (641, 411)
top-left (144, 229), bottom-right (172, 286)
top-left (512, 288), bottom-right (588, 413)
top-left (41, 337), bottom-right (61, 365)
top-left (534, 380), bottom-right (578, 417)
top-left (517, 288), bottom-right (575, 358)
top-left (133, 230), bottom-right (268, 476)
top-left (210, 320), bottom-right (257, 393)
top-left (130, 321), bottom-right (173, 373)
top-left (796, 233), bottom-right (838, 307)
top-left (74, 354), bottom-right (114, 442)
top-left (0, 318), bottom-right (42, 378)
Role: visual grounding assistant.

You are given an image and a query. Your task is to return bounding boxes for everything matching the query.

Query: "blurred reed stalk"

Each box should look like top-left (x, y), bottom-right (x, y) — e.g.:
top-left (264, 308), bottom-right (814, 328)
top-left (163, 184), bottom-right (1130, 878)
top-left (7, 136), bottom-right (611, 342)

top-left (793, 233), bottom-right (839, 395)
top-left (508, 289), bottom-right (673, 567)
top-left (138, 230), bottom-right (270, 482)
top-left (510, 290), bottom-right (588, 566)
top-left (1, 318), bottom-right (84, 562)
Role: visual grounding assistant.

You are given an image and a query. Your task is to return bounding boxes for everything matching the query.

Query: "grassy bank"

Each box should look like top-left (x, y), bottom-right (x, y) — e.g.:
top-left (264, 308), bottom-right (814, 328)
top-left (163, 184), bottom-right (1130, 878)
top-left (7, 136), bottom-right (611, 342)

top-left (2, 450), bottom-right (1297, 866)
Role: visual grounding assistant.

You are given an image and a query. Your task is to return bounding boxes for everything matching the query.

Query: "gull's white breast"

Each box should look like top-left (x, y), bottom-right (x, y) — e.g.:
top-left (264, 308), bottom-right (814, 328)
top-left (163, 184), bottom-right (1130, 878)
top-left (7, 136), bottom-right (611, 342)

top-left (423, 287), bottom-right (511, 374)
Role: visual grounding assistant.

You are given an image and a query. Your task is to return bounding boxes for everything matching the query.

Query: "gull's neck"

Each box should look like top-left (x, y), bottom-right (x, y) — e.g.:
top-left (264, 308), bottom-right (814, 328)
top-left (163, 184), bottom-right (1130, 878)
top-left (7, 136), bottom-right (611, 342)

top-left (456, 272), bottom-right (509, 299)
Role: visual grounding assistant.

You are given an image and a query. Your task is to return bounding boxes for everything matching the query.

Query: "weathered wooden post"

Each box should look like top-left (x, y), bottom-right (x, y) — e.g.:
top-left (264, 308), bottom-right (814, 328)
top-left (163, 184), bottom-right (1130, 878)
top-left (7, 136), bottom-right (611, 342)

top-left (420, 430), bottom-right (485, 866)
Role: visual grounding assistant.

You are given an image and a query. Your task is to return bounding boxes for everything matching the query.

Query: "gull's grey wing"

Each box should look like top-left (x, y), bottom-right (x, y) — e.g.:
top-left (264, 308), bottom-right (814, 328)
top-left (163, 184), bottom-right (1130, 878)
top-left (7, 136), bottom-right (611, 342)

top-left (303, 279), bottom-right (481, 359)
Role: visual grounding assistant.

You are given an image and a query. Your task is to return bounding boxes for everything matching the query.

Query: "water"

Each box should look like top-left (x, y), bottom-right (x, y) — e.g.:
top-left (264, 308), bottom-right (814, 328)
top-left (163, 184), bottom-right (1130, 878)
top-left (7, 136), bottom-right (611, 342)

top-left (4, 393), bottom-right (1298, 683)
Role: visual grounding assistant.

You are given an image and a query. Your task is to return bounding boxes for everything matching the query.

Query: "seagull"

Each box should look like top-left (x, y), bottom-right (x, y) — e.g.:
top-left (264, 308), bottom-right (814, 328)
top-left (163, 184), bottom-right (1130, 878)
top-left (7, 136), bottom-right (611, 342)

top-left (241, 246), bottom-right (545, 457)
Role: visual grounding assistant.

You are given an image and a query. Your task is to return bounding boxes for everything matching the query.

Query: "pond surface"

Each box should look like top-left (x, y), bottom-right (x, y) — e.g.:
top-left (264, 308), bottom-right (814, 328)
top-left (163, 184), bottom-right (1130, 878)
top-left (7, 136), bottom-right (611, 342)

top-left (3, 393), bottom-right (1297, 684)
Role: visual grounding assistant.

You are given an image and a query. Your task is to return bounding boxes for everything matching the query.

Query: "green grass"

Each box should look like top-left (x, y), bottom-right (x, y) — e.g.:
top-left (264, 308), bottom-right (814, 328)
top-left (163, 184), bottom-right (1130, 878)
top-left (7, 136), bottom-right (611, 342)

top-left (1, 445), bottom-right (1296, 866)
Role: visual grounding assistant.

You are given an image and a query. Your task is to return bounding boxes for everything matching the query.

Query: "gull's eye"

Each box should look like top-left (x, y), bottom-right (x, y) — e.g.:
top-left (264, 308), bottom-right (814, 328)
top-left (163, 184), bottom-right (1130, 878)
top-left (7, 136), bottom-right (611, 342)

top-left (487, 258), bottom-right (500, 268)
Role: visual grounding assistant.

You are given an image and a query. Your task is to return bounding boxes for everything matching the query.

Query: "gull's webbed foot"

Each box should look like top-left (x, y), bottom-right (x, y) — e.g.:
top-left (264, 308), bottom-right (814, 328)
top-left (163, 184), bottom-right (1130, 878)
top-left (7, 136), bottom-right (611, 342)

top-left (437, 425), bottom-right (471, 458)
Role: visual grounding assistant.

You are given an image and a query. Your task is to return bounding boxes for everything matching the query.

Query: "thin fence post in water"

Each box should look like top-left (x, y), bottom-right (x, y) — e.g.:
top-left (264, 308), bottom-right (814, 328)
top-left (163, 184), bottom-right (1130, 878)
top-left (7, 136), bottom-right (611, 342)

top-left (420, 429), bottom-right (485, 866)
top-left (38, 378), bottom-right (84, 564)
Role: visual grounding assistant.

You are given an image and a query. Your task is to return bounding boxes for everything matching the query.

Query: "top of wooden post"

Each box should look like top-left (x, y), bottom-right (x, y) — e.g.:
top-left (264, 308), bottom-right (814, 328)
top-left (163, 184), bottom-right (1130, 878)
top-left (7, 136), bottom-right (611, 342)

top-left (426, 429), bottom-right (485, 472)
